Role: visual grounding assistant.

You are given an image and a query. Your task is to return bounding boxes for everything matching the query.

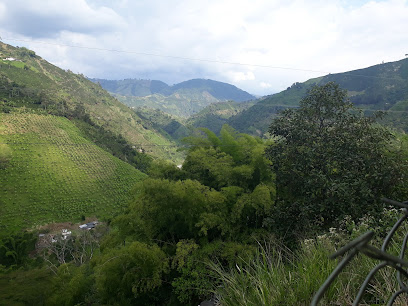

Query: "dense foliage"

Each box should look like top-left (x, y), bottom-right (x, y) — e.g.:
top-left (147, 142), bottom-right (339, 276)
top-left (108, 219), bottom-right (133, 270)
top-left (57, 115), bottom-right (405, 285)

top-left (102, 125), bottom-right (275, 303)
top-left (267, 82), bottom-right (406, 241)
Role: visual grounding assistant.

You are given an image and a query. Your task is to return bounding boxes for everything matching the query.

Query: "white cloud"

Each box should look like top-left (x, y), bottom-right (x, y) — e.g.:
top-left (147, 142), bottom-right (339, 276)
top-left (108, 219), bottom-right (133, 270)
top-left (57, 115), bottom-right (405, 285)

top-left (0, 0), bottom-right (125, 37)
top-left (1, 0), bottom-right (408, 95)
top-left (260, 82), bottom-right (273, 89)
top-left (229, 71), bottom-right (255, 82)
top-left (0, 2), bottom-right (5, 21)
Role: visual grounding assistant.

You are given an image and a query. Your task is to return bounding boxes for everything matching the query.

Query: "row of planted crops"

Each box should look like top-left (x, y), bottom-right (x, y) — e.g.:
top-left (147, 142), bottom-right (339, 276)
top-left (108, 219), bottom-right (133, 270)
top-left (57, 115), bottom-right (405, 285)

top-left (0, 113), bottom-right (146, 235)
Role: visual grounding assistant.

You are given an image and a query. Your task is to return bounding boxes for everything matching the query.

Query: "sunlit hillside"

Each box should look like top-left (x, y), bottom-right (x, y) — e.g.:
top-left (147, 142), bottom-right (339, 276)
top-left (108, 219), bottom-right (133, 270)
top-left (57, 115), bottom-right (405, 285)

top-left (0, 113), bottom-right (146, 236)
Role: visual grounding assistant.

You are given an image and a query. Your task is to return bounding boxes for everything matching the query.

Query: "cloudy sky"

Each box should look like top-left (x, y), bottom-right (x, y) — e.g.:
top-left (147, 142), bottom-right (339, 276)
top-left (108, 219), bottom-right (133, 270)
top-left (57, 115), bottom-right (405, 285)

top-left (0, 0), bottom-right (407, 95)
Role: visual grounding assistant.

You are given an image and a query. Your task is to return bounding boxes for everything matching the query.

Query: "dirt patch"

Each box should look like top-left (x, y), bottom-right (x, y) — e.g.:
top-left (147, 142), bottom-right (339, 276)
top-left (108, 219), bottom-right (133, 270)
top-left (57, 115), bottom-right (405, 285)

top-left (36, 217), bottom-right (99, 234)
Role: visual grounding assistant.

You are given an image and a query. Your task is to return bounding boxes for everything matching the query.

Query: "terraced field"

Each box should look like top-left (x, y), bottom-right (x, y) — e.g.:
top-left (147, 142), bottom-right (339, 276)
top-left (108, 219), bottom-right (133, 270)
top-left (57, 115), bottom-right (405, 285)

top-left (0, 113), bottom-right (146, 236)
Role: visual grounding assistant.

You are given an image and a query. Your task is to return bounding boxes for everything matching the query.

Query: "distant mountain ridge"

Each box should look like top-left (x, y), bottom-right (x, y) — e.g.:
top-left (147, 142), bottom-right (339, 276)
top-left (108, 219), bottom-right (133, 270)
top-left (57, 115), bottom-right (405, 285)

top-left (91, 78), bottom-right (255, 102)
top-left (90, 78), bottom-right (255, 118)
top-left (187, 100), bottom-right (256, 134)
top-left (228, 58), bottom-right (408, 135)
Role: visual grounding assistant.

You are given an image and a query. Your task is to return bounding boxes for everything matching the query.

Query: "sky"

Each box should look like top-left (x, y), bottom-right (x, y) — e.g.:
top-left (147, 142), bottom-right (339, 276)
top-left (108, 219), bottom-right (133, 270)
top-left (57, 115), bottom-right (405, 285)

top-left (0, 0), bottom-right (408, 95)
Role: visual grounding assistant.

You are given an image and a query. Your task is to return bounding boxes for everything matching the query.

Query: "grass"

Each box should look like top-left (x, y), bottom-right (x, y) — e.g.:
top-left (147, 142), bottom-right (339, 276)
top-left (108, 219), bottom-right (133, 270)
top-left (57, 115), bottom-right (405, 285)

top-left (211, 240), bottom-right (343, 306)
top-left (0, 113), bottom-right (146, 237)
top-left (211, 213), bottom-right (408, 306)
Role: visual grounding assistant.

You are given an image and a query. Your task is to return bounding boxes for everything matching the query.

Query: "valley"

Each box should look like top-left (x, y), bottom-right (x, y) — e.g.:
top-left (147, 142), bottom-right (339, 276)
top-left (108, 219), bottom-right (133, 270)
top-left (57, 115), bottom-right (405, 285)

top-left (2, 41), bottom-right (408, 306)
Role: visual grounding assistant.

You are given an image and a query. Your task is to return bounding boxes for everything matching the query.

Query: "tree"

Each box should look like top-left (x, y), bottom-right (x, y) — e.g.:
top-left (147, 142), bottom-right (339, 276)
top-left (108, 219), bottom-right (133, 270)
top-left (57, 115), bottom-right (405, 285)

top-left (118, 179), bottom-right (228, 243)
top-left (0, 232), bottom-right (37, 268)
top-left (95, 241), bottom-right (168, 304)
top-left (266, 82), bottom-right (404, 239)
top-left (182, 125), bottom-right (273, 191)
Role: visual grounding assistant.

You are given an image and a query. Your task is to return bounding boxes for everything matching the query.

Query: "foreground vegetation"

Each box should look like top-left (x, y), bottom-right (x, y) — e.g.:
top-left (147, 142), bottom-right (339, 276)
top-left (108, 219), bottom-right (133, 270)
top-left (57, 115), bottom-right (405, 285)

top-left (213, 209), bottom-right (408, 306)
top-left (2, 77), bottom-right (408, 305)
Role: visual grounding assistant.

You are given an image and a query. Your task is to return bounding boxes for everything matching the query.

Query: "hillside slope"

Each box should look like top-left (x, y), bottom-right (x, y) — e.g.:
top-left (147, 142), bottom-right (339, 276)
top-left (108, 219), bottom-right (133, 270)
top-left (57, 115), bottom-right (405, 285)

top-left (0, 42), bottom-right (182, 163)
top-left (187, 100), bottom-right (255, 134)
top-left (0, 113), bottom-right (146, 235)
top-left (229, 58), bottom-right (408, 134)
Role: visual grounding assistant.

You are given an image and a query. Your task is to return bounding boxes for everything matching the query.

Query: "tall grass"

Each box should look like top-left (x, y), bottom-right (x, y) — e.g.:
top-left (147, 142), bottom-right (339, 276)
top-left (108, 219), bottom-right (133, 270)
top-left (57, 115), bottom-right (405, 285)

top-left (211, 239), bottom-right (346, 305)
top-left (211, 211), bottom-right (408, 306)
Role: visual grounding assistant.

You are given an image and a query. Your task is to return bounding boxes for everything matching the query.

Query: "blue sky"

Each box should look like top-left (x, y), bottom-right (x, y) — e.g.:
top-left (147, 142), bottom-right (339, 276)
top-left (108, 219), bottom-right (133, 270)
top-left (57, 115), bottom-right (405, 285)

top-left (0, 0), bottom-right (407, 95)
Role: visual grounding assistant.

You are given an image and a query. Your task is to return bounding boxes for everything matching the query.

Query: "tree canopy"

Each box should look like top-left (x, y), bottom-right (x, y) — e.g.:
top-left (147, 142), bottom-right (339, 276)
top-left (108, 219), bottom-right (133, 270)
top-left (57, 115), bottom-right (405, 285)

top-left (266, 82), bottom-right (405, 239)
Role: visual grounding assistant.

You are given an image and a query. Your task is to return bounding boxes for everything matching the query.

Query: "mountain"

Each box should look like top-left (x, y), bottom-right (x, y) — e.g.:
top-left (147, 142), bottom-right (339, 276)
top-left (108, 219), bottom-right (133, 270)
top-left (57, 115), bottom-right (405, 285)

top-left (91, 78), bottom-right (256, 118)
top-left (171, 79), bottom-right (255, 102)
top-left (0, 43), bottom-right (182, 163)
top-left (0, 42), bottom-right (183, 235)
top-left (90, 79), bottom-right (172, 96)
top-left (186, 100), bottom-right (255, 134)
top-left (229, 58), bottom-right (408, 135)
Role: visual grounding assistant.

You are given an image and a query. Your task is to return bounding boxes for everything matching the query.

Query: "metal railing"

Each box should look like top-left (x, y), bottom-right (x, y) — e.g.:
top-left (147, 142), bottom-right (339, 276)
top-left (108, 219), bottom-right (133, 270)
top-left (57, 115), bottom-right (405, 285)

top-left (312, 198), bottom-right (408, 306)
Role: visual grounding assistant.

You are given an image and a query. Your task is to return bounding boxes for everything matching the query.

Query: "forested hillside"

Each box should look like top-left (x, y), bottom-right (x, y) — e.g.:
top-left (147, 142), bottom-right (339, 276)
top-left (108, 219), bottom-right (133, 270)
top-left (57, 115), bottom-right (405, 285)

top-left (187, 100), bottom-right (255, 134)
top-left (229, 58), bottom-right (408, 135)
top-left (3, 82), bottom-right (408, 305)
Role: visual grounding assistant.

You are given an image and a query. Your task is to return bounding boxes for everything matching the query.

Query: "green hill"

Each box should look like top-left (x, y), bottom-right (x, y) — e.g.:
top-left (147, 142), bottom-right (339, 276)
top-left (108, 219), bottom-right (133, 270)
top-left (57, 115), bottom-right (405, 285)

top-left (229, 58), bottom-right (408, 135)
top-left (0, 42), bottom-right (182, 163)
top-left (0, 113), bottom-right (146, 236)
top-left (187, 100), bottom-right (255, 134)
top-left (92, 78), bottom-right (255, 118)
top-left (0, 42), bottom-right (191, 236)
top-left (90, 79), bottom-right (172, 96)
top-left (133, 107), bottom-right (192, 140)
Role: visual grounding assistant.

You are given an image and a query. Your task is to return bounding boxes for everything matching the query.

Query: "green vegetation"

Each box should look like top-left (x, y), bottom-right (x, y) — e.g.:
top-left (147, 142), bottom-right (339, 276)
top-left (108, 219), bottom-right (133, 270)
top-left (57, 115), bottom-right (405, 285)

top-left (0, 42), bottom-right (182, 162)
top-left (0, 113), bottom-right (146, 235)
top-left (266, 82), bottom-right (406, 243)
top-left (229, 58), bottom-right (408, 135)
top-left (3, 42), bottom-right (408, 306)
top-left (187, 100), bottom-right (255, 134)
top-left (213, 210), bottom-right (407, 306)
top-left (133, 106), bottom-right (192, 141)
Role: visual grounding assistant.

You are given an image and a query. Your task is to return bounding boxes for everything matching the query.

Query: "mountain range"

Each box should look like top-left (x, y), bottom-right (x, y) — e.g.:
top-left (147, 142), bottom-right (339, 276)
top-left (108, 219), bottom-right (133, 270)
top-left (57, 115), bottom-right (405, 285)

top-left (91, 78), bottom-right (256, 118)
top-left (227, 58), bottom-right (408, 135)
top-left (92, 59), bottom-right (408, 137)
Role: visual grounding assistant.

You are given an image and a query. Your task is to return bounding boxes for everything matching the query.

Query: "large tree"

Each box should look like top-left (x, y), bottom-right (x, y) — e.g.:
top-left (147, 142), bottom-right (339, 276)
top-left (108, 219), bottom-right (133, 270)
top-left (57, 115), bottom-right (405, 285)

top-left (266, 82), bottom-right (405, 238)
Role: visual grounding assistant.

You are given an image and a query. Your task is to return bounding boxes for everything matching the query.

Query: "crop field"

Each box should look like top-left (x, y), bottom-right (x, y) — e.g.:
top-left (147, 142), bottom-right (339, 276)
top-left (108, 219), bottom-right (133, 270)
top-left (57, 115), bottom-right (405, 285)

top-left (0, 113), bottom-right (146, 236)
